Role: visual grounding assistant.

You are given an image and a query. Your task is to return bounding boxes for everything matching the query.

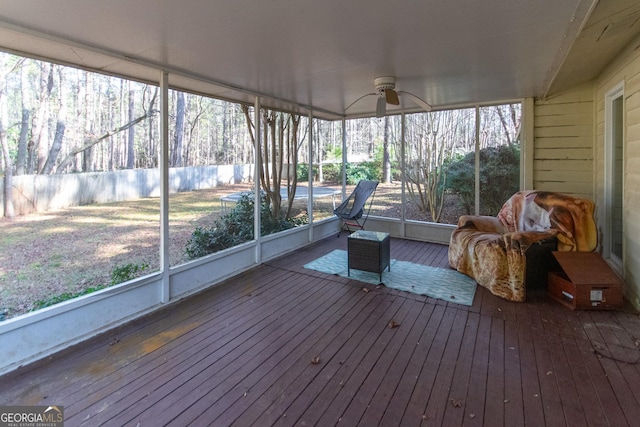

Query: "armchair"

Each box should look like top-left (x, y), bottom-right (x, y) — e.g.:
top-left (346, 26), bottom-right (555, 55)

top-left (448, 191), bottom-right (597, 302)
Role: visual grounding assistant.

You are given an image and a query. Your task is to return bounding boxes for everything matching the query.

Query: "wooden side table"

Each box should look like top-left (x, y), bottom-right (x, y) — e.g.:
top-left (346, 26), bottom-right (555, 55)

top-left (348, 230), bottom-right (390, 281)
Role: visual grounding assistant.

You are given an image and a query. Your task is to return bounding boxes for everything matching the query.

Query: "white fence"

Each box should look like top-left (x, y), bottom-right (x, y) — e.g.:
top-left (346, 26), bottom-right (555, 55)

top-left (0, 165), bottom-right (254, 216)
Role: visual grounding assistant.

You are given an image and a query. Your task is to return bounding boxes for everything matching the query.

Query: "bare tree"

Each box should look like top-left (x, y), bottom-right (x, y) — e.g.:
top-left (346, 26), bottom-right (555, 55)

top-left (16, 64), bottom-right (30, 175)
top-left (242, 106), bottom-right (301, 219)
top-left (126, 84), bottom-right (136, 169)
top-left (41, 68), bottom-right (67, 174)
top-left (171, 91), bottom-right (185, 167)
top-left (83, 73), bottom-right (97, 172)
top-left (0, 58), bottom-right (24, 218)
top-left (55, 91), bottom-right (157, 173)
top-left (405, 110), bottom-right (462, 222)
top-left (495, 104), bottom-right (520, 146)
top-left (34, 63), bottom-right (55, 173)
top-left (382, 116), bottom-right (391, 183)
top-left (0, 98), bottom-right (13, 218)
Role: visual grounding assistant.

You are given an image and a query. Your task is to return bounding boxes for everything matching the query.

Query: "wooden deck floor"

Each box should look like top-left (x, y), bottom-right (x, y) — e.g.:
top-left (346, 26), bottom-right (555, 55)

top-left (2, 236), bottom-right (640, 426)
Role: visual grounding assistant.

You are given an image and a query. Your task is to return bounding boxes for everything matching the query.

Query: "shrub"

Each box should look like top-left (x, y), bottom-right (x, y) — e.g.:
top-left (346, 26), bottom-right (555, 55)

top-left (110, 262), bottom-right (150, 285)
top-left (298, 161), bottom-right (385, 185)
top-left (345, 162), bottom-right (379, 185)
top-left (31, 285), bottom-right (107, 311)
top-left (30, 262), bottom-right (150, 311)
top-left (319, 163), bottom-right (342, 183)
top-left (446, 144), bottom-right (520, 215)
top-left (297, 162), bottom-right (342, 183)
top-left (185, 192), bottom-right (307, 259)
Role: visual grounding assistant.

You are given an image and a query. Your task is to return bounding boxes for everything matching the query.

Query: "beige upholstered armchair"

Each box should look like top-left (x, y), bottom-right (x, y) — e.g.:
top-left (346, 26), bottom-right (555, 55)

top-left (448, 191), bottom-right (597, 302)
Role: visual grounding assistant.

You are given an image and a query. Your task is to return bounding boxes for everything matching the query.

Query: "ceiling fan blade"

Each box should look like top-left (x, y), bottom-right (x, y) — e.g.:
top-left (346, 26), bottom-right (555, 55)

top-left (376, 96), bottom-right (386, 117)
top-left (385, 88), bottom-right (400, 105)
top-left (398, 91), bottom-right (432, 112)
top-left (344, 92), bottom-right (376, 113)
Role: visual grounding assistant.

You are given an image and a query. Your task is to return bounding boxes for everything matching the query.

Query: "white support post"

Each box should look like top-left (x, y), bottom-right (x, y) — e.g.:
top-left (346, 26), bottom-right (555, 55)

top-left (400, 112), bottom-right (406, 238)
top-left (521, 97), bottom-right (534, 190)
top-left (159, 71), bottom-right (170, 303)
top-left (341, 118), bottom-right (347, 198)
top-left (308, 111), bottom-right (314, 241)
top-left (254, 97), bottom-right (261, 263)
top-left (474, 105), bottom-right (481, 216)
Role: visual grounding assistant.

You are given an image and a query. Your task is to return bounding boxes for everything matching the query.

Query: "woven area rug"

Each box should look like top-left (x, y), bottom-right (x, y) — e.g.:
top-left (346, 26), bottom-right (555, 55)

top-left (304, 249), bottom-right (477, 306)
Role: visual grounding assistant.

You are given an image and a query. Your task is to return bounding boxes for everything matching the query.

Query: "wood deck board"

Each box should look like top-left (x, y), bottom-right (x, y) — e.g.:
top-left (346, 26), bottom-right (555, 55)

top-left (78, 271), bottom-right (323, 425)
top-left (462, 313), bottom-right (492, 425)
top-left (339, 299), bottom-right (423, 426)
top-left (357, 302), bottom-right (434, 427)
top-left (262, 291), bottom-right (398, 426)
top-left (2, 236), bottom-right (640, 426)
top-left (213, 288), bottom-right (368, 426)
top-left (312, 298), bottom-right (419, 426)
top-left (377, 303), bottom-right (440, 427)
top-left (118, 275), bottom-right (343, 426)
top-left (440, 311), bottom-right (480, 427)
top-left (66, 267), bottom-right (301, 411)
top-left (531, 330), bottom-right (570, 427)
top-left (287, 297), bottom-right (409, 425)
top-left (421, 308), bottom-right (469, 426)
top-left (226, 289), bottom-right (381, 426)
top-left (484, 317), bottom-right (506, 426)
top-left (165, 278), bottom-right (351, 426)
top-left (503, 318), bottom-right (525, 426)
top-left (559, 333), bottom-right (610, 426)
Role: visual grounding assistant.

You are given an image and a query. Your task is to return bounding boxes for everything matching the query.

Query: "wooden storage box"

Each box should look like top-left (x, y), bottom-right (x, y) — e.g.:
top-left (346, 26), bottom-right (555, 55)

top-left (547, 251), bottom-right (623, 310)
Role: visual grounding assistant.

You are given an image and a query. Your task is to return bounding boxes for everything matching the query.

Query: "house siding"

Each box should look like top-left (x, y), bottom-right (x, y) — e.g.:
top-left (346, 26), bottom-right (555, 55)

top-left (595, 34), bottom-right (640, 309)
top-left (533, 83), bottom-right (595, 199)
top-left (534, 34), bottom-right (640, 310)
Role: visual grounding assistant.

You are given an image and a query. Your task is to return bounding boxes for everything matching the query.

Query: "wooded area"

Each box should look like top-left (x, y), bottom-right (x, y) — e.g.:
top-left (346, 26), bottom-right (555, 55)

top-left (0, 52), bottom-right (521, 220)
top-left (0, 51), bottom-right (522, 317)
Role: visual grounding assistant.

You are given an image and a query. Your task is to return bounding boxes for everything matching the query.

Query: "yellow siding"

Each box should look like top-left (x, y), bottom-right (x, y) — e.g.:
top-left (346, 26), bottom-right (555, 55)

top-left (534, 124), bottom-right (593, 139)
top-left (536, 34), bottom-right (640, 310)
top-left (535, 148), bottom-right (593, 159)
top-left (533, 82), bottom-right (594, 196)
top-left (595, 33), bottom-right (640, 309)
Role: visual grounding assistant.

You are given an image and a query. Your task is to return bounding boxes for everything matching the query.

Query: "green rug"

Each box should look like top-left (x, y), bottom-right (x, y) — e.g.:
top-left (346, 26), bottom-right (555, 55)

top-left (304, 249), bottom-right (477, 306)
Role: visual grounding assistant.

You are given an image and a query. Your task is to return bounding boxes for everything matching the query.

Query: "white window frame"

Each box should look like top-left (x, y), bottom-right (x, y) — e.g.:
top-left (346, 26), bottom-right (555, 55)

top-left (603, 82), bottom-right (624, 270)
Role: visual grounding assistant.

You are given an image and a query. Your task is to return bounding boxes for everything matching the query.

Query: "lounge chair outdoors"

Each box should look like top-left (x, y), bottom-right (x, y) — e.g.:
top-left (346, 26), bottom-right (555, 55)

top-left (334, 180), bottom-right (378, 235)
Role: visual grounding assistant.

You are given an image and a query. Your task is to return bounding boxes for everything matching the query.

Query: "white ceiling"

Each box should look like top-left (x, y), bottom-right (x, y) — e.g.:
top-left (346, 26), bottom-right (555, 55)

top-left (0, 0), bottom-right (637, 119)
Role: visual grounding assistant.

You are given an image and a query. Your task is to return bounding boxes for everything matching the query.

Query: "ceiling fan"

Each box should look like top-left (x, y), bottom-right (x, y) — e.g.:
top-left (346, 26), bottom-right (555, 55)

top-left (345, 76), bottom-right (433, 117)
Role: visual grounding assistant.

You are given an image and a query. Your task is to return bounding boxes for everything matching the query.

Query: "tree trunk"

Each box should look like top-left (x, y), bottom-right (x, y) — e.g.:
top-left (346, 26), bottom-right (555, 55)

top-left (82, 73), bottom-right (95, 172)
top-left (495, 105), bottom-right (512, 145)
top-left (382, 116), bottom-right (391, 183)
top-left (144, 86), bottom-right (157, 168)
top-left (36, 63), bottom-right (54, 174)
top-left (242, 106), bottom-right (301, 220)
top-left (16, 108), bottom-right (29, 176)
top-left (27, 138), bottom-right (35, 174)
top-left (41, 69), bottom-right (67, 174)
top-left (284, 114), bottom-right (300, 219)
top-left (41, 120), bottom-right (65, 174)
top-left (171, 91), bottom-right (185, 167)
top-left (316, 121), bottom-right (323, 183)
top-left (0, 87), bottom-right (14, 218)
top-left (222, 104), bottom-right (229, 164)
top-left (16, 65), bottom-right (30, 176)
top-left (127, 87), bottom-right (135, 169)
